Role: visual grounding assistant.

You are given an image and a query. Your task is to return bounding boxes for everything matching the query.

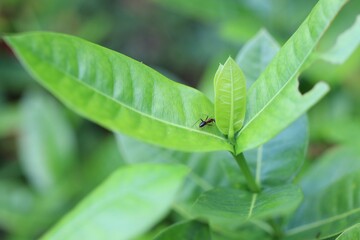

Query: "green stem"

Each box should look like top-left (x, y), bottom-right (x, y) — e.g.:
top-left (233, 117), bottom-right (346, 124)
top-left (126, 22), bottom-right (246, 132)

top-left (232, 153), bottom-right (260, 193)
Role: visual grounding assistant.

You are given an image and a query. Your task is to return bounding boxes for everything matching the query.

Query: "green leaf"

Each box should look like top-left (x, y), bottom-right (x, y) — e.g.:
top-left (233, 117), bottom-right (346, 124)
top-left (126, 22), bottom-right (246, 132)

top-left (236, 29), bottom-right (280, 89)
top-left (0, 180), bottom-right (36, 233)
top-left (336, 224), bottom-right (360, 240)
top-left (18, 90), bottom-right (76, 193)
top-left (285, 146), bottom-right (360, 240)
top-left (115, 133), bottom-right (237, 217)
top-left (320, 15), bottom-right (360, 64)
top-left (153, 220), bottom-right (211, 240)
top-left (235, 0), bottom-right (348, 154)
top-left (0, 104), bottom-right (20, 138)
top-left (211, 222), bottom-right (272, 240)
top-left (246, 116), bottom-right (308, 187)
top-left (4, 32), bottom-right (232, 153)
top-left (41, 163), bottom-right (189, 240)
top-left (193, 184), bottom-right (303, 230)
top-left (214, 57), bottom-right (246, 140)
top-left (116, 114), bottom-right (308, 210)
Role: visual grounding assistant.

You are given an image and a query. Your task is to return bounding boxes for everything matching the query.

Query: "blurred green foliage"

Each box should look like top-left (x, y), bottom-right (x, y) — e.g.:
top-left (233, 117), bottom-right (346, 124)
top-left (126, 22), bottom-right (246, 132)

top-left (0, 0), bottom-right (359, 239)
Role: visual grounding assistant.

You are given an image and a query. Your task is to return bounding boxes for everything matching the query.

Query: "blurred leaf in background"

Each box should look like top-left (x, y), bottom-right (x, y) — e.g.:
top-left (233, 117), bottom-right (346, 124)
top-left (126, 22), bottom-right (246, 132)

top-left (0, 0), bottom-right (360, 239)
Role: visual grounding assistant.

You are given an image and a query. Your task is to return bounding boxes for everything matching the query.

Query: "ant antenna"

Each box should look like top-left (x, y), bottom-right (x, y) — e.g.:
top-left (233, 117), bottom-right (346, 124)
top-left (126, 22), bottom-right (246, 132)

top-left (191, 119), bottom-right (200, 128)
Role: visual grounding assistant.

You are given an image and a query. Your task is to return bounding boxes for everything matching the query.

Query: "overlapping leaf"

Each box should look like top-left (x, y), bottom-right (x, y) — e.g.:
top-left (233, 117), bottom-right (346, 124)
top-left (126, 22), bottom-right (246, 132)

top-left (285, 147), bottom-right (360, 240)
top-left (235, 0), bottom-right (348, 153)
top-left (236, 29), bottom-right (308, 187)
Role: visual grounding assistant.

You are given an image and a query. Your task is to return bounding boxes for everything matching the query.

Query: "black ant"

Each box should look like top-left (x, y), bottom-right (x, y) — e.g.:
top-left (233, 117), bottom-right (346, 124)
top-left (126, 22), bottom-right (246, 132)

top-left (193, 116), bottom-right (216, 128)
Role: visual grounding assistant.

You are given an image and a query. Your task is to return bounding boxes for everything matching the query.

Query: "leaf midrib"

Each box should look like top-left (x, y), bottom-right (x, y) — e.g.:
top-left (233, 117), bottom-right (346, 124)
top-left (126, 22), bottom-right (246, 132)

top-left (20, 44), bottom-right (229, 144)
top-left (229, 63), bottom-right (234, 136)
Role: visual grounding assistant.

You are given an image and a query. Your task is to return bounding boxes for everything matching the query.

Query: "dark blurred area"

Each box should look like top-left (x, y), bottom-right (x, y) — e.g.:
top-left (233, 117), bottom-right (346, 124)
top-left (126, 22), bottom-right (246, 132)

top-left (0, 0), bottom-right (359, 239)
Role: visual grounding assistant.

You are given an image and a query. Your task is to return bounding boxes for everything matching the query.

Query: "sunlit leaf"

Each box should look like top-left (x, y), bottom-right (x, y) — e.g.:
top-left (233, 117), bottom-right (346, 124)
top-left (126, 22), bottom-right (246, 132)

top-left (4, 32), bottom-right (232, 153)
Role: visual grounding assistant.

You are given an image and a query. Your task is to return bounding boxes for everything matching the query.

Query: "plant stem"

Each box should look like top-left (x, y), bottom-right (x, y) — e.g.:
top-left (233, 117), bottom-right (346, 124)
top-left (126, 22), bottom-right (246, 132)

top-left (232, 153), bottom-right (260, 193)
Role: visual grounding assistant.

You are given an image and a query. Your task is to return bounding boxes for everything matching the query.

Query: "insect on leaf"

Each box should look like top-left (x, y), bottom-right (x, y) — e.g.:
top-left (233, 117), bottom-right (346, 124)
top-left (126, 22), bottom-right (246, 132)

top-left (4, 32), bottom-right (233, 153)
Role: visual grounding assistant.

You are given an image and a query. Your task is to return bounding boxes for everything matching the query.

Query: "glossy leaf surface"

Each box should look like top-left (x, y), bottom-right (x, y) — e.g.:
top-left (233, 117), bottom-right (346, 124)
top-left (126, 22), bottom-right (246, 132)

top-left (214, 57), bottom-right (246, 139)
top-left (42, 163), bottom-right (189, 240)
top-left (193, 184), bottom-right (302, 229)
top-left (5, 32), bottom-right (232, 153)
top-left (235, 0), bottom-right (348, 153)
top-left (285, 147), bottom-right (360, 240)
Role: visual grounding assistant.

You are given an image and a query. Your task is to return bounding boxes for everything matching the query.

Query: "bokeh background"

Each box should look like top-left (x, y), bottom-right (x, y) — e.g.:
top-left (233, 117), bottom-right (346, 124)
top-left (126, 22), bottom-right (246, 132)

top-left (1, 0), bottom-right (359, 239)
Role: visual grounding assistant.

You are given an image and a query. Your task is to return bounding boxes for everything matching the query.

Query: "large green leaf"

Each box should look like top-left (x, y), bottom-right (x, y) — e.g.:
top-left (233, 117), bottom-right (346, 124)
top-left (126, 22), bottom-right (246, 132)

top-left (41, 163), bottom-right (189, 240)
top-left (4, 32), bottom-right (232, 153)
top-left (235, 0), bottom-right (348, 154)
top-left (336, 224), bottom-right (360, 240)
top-left (285, 146), bottom-right (360, 240)
top-left (214, 57), bottom-right (246, 140)
top-left (193, 184), bottom-right (303, 230)
top-left (18, 90), bottom-right (76, 193)
top-left (153, 220), bottom-right (211, 240)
